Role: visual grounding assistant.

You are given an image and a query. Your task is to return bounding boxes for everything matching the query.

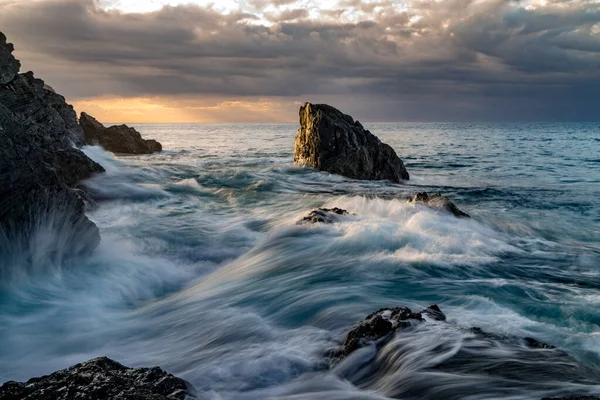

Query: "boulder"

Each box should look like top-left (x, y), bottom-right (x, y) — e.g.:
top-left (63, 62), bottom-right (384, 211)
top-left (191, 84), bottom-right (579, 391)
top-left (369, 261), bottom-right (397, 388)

top-left (0, 357), bottom-right (193, 400)
top-left (294, 103), bottom-right (409, 182)
top-left (0, 32), bottom-right (104, 268)
top-left (407, 192), bottom-right (470, 218)
top-left (298, 207), bottom-right (349, 224)
top-left (80, 112), bottom-right (162, 154)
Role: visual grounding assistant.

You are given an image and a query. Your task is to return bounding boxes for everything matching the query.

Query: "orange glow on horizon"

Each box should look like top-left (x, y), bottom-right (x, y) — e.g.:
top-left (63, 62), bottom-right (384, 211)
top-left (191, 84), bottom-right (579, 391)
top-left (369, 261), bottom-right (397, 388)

top-left (71, 96), bottom-right (300, 124)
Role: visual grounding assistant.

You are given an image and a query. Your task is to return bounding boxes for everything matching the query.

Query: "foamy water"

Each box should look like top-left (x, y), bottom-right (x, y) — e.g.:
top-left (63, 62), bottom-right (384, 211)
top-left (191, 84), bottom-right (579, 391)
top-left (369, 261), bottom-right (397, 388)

top-left (1, 122), bottom-right (599, 399)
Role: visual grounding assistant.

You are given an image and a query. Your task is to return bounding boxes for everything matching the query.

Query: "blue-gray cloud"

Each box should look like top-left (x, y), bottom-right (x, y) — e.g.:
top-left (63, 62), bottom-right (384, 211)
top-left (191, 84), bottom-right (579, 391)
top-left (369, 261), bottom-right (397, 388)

top-left (0, 0), bottom-right (599, 121)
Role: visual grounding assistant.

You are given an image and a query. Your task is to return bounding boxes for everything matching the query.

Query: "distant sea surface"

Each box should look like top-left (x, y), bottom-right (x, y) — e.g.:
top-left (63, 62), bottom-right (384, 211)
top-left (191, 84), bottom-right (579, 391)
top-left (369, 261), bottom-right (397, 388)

top-left (1, 122), bottom-right (600, 399)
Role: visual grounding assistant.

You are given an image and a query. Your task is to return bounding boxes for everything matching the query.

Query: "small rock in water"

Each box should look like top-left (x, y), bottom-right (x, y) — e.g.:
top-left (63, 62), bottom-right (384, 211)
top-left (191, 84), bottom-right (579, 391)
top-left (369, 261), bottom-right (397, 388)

top-left (332, 307), bottom-right (424, 359)
top-left (294, 103), bottom-right (409, 182)
top-left (407, 192), bottom-right (470, 218)
top-left (80, 112), bottom-right (162, 154)
top-left (0, 357), bottom-right (194, 400)
top-left (298, 207), bottom-right (349, 224)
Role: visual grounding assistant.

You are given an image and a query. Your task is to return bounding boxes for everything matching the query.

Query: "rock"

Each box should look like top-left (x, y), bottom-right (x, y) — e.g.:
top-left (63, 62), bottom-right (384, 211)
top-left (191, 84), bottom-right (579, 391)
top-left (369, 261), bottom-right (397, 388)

top-left (298, 207), bottom-right (349, 224)
top-left (0, 31), bottom-right (104, 268)
top-left (0, 32), bottom-right (19, 84)
top-left (294, 103), bottom-right (409, 182)
top-left (0, 357), bottom-right (194, 400)
top-left (333, 305), bottom-right (600, 399)
top-left (145, 139), bottom-right (163, 153)
top-left (80, 112), bottom-right (162, 154)
top-left (407, 192), bottom-right (470, 218)
top-left (332, 307), bottom-right (424, 359)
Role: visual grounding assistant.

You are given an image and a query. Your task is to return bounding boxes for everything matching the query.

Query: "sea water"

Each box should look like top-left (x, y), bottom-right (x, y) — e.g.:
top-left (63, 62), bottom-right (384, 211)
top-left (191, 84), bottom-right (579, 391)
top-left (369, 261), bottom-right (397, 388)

top-left (1, 122), bottom-right (599, 399)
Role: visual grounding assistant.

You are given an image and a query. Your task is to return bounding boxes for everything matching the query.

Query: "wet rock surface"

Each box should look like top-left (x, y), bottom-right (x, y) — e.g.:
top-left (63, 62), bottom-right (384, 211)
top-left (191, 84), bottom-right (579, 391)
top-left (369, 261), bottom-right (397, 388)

top-left (298, 207), bottom-right (349, 224)
top-left (407, 192), bottom-right (470, 218)
top-left (80, 112), bottom-right (162, 154)
top-left (333, 305), bottom-right (600, 400)
top-left (294, 103), bottom-right (409, 182)
top-left (0, 31), bottom-right (104, 263)
top-left (0, 357), bottom-right (193, 400)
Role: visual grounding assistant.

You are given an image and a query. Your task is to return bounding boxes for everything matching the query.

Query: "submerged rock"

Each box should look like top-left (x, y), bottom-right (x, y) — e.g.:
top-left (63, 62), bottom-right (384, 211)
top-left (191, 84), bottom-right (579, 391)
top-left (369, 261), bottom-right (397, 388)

top-left (407, 192), bottom-right (470, 218)
top-left (294, 103), bottom-right (409, 182)
top-left (80, 112), bottom-right (162, 154)
top-left (0, 357), bottom-right (193, 400)
top-left (332, 305), bottom-right (600, 399)
top-left (298, 207), bottom-right (349, 224)
top-left (0, 31), bottom-right (104, 264)
top-left (331, 305), bottom-right (439, 359)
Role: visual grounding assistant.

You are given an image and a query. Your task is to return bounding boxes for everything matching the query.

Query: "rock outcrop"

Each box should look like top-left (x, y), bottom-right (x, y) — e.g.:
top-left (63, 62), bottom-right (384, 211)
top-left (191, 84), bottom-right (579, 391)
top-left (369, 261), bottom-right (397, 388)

top-left (407, 192), bottom-right (470, 218)
top-left (298, 207), bottom-right (349, 224)
top-left (332, 305), bottom-right (600, 400)
top-left (80, 112), bottom-right (162, 154)
top-left (294, 103), bottom-right (409, 182)
top-left (0, 32), bottom-right (104, 265)
top-left (0, 357), bottom-right (193, 400)
top-left (331, 305), bottom-right (440, 360)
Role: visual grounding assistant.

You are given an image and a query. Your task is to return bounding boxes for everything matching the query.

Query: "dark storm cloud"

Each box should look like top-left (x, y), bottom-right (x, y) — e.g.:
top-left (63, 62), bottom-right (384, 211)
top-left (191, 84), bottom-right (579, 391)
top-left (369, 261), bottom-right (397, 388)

top-left (1, 0), bottom-right (599, 121)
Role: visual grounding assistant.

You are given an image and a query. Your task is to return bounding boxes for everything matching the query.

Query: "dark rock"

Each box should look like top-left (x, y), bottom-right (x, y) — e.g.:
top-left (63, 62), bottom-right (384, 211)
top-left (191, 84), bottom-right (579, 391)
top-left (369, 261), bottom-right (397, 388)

top-left (333, 307), bottom-right (423, 359)
top-left (294, 103), bottom-right (409, 182)
top-left (145, 139), bottom-right (163, 153)
top-left (421, 304), bottom-right (447, 321)
top-left (407, 192), bottom-right (470, 218)
top-left (524, 337), bottom-right (556, 349)
top-left (80, 112), bottom-right (162, 154)
top-left (0, 32), bottom-right (19, 85)
top-left (0, 356), bottom-right (194, 400)
top-left (298, 207), bottom-right (349, 224)
top-left (0, 32), bottom-right (104, 267)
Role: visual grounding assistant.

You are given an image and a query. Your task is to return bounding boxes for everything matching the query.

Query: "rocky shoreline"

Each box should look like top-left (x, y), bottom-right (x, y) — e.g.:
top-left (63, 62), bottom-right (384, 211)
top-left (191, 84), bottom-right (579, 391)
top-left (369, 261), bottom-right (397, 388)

top-left (0, 32), bottom-right (104, 264)
top-left (2, 305), bottom-right (598, 399)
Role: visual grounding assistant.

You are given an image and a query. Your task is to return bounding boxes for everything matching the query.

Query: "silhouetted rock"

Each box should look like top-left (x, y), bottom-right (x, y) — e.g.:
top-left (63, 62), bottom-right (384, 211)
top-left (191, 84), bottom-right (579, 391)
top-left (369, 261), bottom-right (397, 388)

top-left (298, 207), bottom-right (349, 224)
top-left (407, 192), bottom-right (470, 218)
top-left (0, 357), bottom-right (193, 400)
top-left (294, 103), bottom-right (409, 182)
top-left (0, 33), bottom-right (19, 84)
top-left (0, 31), bottom-right (104, 266)
top-left (80, 112), bottom-right (162, 154)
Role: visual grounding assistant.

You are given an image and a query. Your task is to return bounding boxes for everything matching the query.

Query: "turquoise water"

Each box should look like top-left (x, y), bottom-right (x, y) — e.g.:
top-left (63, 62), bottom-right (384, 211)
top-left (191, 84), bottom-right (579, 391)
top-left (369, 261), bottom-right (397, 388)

top-left (1, 122), bottom-right (600, 399)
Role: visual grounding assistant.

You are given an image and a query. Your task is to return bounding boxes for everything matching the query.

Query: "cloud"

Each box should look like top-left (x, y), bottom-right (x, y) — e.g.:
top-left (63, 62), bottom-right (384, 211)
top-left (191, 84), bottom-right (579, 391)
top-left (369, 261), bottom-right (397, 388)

top-left (1, 0), bottom-right (599, 121)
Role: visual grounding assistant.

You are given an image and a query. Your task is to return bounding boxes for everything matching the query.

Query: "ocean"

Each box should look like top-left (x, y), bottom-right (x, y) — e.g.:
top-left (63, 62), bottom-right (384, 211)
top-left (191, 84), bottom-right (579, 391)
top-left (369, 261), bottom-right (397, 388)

top-left (1, 122), bottom-right (600, 399)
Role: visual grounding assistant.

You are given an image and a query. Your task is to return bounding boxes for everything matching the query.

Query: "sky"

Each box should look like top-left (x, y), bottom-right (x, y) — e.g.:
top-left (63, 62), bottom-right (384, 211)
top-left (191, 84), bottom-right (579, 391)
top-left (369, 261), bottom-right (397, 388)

top-left (0, 0), bottom-right (599, 122)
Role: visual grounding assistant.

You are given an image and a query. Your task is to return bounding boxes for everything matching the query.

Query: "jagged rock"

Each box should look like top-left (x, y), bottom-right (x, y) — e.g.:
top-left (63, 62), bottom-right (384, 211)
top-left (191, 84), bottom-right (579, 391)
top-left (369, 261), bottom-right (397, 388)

top-left (333, 305), bottom-right (600, 399)
top-left (294, 103), bottom-right (409, 182)
top-left (80, 112), bottom-right (162, 154)
top-left (0, 32), bottom-right (104, 267)
top-left (0, 357), bottom-right (194, 400)
top-left (407, 192), bottom-right (470, 218)
top-left (298, 207), bottom-right (349, 224)
top-left (0, 33), bottom-right (19, 85)
top-left (331, 306), bottom-right (429, 359)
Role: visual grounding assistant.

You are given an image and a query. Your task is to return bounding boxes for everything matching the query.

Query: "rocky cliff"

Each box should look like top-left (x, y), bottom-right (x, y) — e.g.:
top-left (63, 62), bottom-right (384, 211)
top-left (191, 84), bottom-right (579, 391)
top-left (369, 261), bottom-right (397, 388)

top-left (294, 103), bottom-right (409, 182)
top-left (0, 32), bottom-right (104, 267)
top-left (0, 357), bottom-right (193, 400)
top-left (80, 112), bottom-right (162, 154)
